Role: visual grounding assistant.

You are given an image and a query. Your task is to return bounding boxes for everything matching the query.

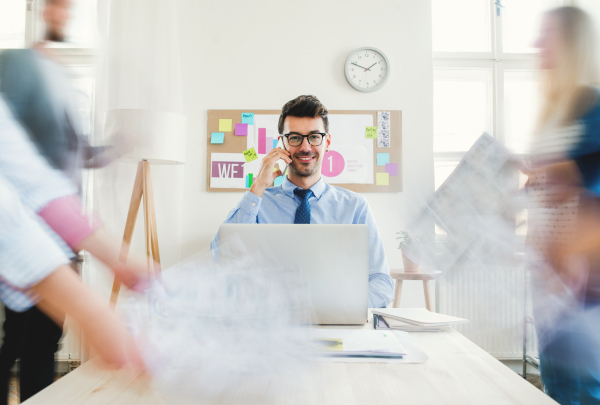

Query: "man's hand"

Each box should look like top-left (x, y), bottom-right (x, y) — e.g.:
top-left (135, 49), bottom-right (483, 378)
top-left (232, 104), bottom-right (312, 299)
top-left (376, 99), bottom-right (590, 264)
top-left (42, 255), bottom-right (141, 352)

top-left (250, 147), bottom-right (291, 197)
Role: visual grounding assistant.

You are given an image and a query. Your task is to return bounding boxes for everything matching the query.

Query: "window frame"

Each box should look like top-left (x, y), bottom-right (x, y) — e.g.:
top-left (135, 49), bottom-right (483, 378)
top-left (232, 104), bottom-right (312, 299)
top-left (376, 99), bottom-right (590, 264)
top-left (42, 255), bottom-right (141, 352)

top-left (432, 0), bottom-right (576, 244)
top-left (0, 0), bottom-right (95, 66)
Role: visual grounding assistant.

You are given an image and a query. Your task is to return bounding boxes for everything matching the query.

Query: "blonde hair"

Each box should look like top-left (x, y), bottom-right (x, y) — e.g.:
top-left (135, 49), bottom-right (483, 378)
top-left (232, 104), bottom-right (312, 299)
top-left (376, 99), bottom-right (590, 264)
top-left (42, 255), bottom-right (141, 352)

top-left (537, 6), bottom-right (600, 130)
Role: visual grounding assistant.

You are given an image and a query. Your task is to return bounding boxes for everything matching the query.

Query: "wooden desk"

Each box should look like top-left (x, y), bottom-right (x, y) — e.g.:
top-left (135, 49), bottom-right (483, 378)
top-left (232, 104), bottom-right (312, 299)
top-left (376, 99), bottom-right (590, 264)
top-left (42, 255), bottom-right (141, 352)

top-left (24, 311), bottom-right (557, 405)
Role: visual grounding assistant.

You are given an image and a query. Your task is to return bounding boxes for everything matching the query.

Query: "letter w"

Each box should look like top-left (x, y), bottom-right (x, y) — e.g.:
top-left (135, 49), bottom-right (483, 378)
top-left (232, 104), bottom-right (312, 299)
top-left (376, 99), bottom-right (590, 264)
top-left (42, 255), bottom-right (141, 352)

top-left (218, 163), bottom-right (231, 178)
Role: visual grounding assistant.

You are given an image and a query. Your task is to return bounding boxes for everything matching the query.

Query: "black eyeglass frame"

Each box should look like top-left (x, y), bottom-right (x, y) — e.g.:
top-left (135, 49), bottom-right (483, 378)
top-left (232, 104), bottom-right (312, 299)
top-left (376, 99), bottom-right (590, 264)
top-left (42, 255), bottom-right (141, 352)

top-left (281, 132), bottom-right (327, 147)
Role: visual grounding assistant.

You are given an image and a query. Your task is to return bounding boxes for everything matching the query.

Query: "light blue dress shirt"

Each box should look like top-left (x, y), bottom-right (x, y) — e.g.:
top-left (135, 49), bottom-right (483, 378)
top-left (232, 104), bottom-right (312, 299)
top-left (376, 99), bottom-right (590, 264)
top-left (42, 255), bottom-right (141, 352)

top-left (210, 177), bottom-right (395, 308)
top-left (0, 94), bottom-right (76, 310)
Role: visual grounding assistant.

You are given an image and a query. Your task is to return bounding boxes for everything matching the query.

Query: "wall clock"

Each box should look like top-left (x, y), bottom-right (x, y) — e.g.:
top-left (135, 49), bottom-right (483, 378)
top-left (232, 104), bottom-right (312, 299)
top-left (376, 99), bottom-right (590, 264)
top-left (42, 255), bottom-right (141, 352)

top-left (344, 47), bottom-right (390, 92)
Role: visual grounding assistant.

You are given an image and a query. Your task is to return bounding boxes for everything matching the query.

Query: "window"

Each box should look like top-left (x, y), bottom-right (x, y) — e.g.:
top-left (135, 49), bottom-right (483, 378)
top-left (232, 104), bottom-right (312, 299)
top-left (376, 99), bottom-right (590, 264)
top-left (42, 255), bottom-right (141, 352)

top-left (0, 1), bottom-right (27, 48)
top-left (432, 0), bottom-right (575, 190)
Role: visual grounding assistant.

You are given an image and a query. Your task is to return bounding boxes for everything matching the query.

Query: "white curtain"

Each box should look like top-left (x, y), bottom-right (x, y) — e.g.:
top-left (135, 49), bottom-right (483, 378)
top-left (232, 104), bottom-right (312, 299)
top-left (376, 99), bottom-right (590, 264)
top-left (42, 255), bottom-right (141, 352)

top-left (85, 0), bottom-right (186, 339)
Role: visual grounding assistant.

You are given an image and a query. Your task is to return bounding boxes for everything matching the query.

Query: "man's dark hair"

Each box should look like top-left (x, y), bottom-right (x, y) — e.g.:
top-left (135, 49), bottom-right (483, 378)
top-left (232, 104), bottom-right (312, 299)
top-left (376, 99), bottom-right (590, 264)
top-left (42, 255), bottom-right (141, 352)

top-left (278, 95), bottom-right (329, 135)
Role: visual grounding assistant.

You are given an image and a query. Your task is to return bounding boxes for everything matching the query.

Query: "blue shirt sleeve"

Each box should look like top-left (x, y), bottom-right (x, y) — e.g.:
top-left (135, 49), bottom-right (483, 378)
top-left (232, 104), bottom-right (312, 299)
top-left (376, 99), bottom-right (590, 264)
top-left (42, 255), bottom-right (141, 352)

top-left (355, 198), bottom-right (395, 308)
top-left (210, 191), bottom-right (262, 261)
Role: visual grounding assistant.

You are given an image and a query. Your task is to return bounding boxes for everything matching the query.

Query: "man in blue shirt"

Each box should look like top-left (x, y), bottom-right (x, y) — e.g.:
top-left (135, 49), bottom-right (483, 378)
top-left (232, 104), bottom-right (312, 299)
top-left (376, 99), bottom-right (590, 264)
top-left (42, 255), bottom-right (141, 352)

top-left (211, 95), bottom-right (394, 308)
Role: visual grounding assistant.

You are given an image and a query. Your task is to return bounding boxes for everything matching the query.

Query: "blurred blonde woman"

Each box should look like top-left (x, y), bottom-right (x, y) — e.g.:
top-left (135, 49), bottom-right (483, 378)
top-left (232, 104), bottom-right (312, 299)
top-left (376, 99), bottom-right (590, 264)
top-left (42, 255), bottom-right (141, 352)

top-left (529, 6), bottom-right (600, 404)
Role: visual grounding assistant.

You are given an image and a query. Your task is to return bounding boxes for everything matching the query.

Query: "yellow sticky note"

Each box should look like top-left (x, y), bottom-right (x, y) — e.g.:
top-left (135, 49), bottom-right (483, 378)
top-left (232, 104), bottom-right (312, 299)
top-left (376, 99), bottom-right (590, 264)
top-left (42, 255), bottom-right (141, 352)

top-left (243, 147), bottom-right (258, 163)
top-left (365, 126), bottom-right (378, 139)
top-left (219, 119), bottom-right (233, 132)
top-left (376, 173), bottom-right (389, 186)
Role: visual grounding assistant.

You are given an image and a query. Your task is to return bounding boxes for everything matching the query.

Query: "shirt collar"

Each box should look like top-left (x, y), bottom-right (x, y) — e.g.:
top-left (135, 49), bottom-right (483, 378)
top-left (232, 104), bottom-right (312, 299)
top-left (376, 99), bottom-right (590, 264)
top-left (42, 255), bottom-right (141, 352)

top-left (281, 176), bottom-right (326, 200)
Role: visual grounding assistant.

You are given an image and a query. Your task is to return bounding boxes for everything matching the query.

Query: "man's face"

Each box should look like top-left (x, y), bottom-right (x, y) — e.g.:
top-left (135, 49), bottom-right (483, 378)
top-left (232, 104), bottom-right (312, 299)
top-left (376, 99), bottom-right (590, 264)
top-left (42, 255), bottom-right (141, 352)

top-left (281, 116), bottom-right (331, 179)
top-left (44, 0), bottom-right (71, 42)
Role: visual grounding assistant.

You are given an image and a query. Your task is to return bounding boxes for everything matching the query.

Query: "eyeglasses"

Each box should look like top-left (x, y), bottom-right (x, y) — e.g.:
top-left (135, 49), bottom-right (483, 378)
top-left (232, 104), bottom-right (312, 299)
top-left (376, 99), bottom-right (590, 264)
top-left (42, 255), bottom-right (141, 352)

top-left (282, 132), bottom-right (327, 147)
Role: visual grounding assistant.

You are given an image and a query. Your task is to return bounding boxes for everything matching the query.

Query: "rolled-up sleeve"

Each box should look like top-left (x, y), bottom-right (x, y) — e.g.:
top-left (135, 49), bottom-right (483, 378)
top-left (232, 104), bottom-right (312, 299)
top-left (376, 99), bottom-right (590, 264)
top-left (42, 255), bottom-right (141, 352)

top-left (356, 199), bottom-right (395, 308)
top-left (210, 191), bottom-right (262, 261)
top-left (0, 177), bottom-right (69, 311)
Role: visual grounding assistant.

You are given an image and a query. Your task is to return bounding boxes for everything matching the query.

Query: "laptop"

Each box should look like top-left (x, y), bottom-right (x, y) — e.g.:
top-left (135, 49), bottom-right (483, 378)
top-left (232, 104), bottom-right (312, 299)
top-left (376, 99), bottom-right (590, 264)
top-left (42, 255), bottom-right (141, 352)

top-left (218, 224), bottom-right (369, 325)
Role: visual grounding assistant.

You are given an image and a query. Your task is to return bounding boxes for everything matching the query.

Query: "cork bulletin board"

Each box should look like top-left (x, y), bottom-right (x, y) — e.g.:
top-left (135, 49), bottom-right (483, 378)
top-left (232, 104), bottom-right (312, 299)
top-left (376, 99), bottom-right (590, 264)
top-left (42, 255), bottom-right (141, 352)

top-left (206, 110), bottom-right (402, 193)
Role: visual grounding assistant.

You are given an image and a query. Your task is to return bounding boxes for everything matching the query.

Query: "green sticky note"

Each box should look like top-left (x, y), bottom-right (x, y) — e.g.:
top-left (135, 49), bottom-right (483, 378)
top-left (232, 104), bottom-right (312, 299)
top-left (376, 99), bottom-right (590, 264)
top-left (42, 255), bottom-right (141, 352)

top-left (376, 173), bottom-right (390, 186)
top-left (365, 126), bottom-right (378, 139)
top-left (243, 147), bottom-right (258, 163)
top-left (210, 132), bottom-right (225, 144)
top-left (219, 119), bottom-right (233, 132)
top-left (248, 173), bottom-right (253, 187)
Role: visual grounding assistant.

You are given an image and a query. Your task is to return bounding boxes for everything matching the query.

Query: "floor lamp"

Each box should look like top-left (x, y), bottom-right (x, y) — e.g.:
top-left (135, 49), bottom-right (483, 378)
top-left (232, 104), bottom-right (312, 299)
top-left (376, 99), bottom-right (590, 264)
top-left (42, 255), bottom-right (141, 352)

top-left (104, 109), bottom-right (186, 308)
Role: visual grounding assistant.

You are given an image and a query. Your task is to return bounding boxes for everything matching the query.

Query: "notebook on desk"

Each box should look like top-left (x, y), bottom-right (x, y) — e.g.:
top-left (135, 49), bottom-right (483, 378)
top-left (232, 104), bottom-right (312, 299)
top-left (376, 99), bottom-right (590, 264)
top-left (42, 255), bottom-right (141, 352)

top-left (372, 308), bottom-right (469, 328)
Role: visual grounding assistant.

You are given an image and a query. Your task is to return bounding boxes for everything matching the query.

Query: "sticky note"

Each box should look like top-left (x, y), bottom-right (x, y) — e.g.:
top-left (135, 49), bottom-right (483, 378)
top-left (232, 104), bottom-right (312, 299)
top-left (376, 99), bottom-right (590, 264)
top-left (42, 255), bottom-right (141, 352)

top-left (385, 163), bottom-right (398, 176)
top-left (376, 173), bottom-right (390, 186)
top-left (210, 132), bottom-right (225, 144)
top-left (243, 147), bottom-right (258, 163)
top-left (241, 113), bottom-right (255, 125)
top-left (274, 176), bottom-right (284, 186)
top-left (235, 123), bottom-right (248, 136)
top-left (377, 153), bottom-right (390, 166)
top-left (365, 126), bottom-right (378, 139)
top-left (247, 173), bottom-right (253, 188)
top-left (273, 138), bottom-right (278, 149)
top-left (219, 119), bottom-right (233, 132)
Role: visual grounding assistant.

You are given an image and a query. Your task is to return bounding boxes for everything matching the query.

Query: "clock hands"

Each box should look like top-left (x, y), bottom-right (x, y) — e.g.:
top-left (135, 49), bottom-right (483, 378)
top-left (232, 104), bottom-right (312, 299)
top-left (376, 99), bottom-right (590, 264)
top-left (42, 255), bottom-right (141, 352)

top-left (351, 62), bottom-right (369, 71)
top-left (351, 62), bottom-right (378, 74)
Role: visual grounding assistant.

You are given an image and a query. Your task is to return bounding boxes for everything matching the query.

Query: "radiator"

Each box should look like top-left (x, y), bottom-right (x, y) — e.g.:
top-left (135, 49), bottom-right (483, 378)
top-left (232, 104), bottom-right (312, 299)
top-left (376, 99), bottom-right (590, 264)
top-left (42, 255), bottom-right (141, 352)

top-left (56, 318), bottom-right (81, 361)
top-left (437, 265), bottom-right (539, 360)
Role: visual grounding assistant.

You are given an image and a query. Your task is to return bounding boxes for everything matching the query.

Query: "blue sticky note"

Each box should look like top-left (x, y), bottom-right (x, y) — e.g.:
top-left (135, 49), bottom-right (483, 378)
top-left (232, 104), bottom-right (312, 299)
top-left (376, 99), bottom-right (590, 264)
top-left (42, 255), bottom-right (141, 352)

top-left (211, 132), bottom-right (225, 144)
top-left (273, 139), bottom-right (278, 149)
top-left (242, 113), bottom-right (255, 125)
top-left (377, 153), bottom-right (390, 166)
top-left (274, 176), bottom-right (284, 186)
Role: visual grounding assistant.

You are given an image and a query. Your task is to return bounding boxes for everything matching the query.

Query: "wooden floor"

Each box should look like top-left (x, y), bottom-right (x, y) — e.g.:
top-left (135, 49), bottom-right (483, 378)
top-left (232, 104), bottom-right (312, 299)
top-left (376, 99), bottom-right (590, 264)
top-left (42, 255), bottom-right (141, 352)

top-left (8, 375), bottom-right (63, 405)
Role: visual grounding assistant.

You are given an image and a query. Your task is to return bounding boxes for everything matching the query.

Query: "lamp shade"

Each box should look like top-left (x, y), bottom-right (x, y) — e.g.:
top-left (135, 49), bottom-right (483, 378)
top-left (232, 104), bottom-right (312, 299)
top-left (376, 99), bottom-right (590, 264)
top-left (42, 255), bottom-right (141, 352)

top-left (104, 109), bottom-right (187, 165)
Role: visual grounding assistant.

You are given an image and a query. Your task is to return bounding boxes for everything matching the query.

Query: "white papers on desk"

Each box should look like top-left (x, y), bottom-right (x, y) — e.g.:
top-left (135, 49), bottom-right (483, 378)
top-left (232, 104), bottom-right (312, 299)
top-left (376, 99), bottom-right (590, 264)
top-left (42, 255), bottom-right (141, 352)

top-left (313, 329), bottom-right (428, 364)
top-left (311, 329), bottom-right (406, 358)
top-left (373, 308), bottom-right (469, 327)
top-left (379, 316), bottom-right (448, 333)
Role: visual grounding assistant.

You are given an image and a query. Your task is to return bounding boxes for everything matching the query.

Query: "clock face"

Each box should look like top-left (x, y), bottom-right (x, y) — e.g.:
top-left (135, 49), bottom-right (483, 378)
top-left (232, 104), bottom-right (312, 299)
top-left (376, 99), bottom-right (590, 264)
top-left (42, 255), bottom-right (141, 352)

top-left (345, 47), bottom-right (389, 92)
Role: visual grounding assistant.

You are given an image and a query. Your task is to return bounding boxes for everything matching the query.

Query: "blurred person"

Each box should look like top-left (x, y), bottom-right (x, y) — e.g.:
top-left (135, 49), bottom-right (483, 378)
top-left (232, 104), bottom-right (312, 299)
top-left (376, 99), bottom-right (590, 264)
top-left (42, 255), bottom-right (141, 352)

top-left (528, 6), bottom-right (600, 404)
top-left (210, 95), bottom-right (394, 308)
top-left (0, 0), bottom-right (121, 401)
top-left (0, 176), bottom-right (144, 374)
top-left (0, 93), bottom-right (152, 402)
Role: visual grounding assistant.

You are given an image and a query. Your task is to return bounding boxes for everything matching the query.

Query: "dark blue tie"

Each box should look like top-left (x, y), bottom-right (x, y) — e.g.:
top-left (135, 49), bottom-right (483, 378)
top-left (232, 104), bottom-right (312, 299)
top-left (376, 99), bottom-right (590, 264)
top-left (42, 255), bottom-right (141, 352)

top-left (294, 188), bottom-right (313, 224)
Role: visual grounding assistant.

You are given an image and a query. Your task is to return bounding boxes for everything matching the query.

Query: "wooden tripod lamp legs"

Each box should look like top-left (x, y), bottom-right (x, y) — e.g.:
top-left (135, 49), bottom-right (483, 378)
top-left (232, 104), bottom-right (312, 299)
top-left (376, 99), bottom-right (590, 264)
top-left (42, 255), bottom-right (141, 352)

top-left (109, 160), bottom-right (161, 308)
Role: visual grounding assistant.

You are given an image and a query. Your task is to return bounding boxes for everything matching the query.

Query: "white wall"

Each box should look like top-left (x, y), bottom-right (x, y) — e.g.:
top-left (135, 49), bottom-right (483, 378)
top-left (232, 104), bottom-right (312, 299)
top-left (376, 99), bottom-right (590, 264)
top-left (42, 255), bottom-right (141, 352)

top-left (173, 0), bottom-right (435, 307)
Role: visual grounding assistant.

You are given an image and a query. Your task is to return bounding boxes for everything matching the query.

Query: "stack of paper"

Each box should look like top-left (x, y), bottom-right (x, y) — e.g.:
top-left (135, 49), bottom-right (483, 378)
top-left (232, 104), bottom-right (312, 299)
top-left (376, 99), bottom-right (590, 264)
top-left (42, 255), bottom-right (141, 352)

top-left (373, 308), bottom-right (469, 330)
top-left (376, 316), bottom-right (447, 332)
top-left (311, 329), bottom-right (407, 358)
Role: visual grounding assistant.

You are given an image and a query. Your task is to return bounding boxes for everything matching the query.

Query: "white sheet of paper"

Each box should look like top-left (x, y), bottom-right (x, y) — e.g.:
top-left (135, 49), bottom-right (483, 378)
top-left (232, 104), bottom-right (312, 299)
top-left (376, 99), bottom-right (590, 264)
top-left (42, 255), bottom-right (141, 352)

top-left (324, 114), bottom-right (373, 184)
top-left (315, 330), bottom-right (428, 364)
top-left (246, 125), bottom-right (255, 150)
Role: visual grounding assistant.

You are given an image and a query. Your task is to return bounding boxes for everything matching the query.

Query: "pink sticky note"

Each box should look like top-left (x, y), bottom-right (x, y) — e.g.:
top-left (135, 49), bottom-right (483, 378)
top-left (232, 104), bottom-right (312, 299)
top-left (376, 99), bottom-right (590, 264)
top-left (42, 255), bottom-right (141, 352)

top-left (385, 163), bottom-right (398, 176)
top-left (258, 128), bottom-right (266, 154)
top-left (235, 123), bottom-right (248, 136)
